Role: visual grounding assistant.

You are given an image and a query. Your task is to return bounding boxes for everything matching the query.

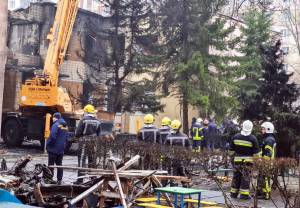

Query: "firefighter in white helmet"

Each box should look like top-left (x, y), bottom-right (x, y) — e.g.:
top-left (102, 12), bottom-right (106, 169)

top-left (257, 121), bottom-right (276, 200)
top-left (229, 120), bottom-right (260, 200)
top-left (191, 118), bottom-right (204, 152)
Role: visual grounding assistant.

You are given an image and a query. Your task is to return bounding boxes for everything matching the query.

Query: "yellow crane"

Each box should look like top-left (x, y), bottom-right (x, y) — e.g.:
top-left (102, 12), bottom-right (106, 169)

top-left (1, 0), bottom-right (80, 148)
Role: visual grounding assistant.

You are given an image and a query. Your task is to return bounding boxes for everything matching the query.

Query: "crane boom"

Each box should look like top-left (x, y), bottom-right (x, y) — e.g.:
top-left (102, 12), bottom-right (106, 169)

top-left (20, 0), bottom-right (80, 113)
top-left (44, 0), bottom-right (79, 86)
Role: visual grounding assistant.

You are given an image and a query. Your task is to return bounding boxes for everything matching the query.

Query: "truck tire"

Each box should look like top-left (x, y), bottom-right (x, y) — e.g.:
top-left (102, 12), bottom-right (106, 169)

top-left (3, 119), bottom-right (23, 147)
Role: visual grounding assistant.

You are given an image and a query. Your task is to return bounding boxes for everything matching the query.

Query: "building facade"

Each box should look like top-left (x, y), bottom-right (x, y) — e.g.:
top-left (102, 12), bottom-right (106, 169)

top-left (8, 0), bottom-right (110, 16)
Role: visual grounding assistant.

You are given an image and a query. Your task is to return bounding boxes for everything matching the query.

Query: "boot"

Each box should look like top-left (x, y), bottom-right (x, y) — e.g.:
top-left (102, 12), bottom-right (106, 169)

top-left (240, 194), bottom-right (251, 200)
top-left (230, 193), bottom-right (238, 198)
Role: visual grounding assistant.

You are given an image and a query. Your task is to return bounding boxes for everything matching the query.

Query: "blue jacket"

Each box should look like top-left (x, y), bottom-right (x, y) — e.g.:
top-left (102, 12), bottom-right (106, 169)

top-left (46, 118), bottom-right (69, 155)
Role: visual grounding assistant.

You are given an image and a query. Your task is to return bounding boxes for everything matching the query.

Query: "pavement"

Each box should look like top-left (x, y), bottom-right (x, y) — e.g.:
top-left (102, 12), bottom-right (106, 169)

top-left (0, 140), bottom-right (78, 183)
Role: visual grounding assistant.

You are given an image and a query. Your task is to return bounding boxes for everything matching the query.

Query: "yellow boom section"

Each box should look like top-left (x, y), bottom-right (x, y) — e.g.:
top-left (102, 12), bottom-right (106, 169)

top-left (44, 0), bottom-right (79, 86)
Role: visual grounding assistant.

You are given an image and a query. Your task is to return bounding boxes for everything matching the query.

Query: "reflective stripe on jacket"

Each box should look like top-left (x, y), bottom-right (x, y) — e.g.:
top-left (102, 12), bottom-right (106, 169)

top-left (137, 125), bottom-right (159, 143)
top-left (230, 133), bottom-right (260, 163)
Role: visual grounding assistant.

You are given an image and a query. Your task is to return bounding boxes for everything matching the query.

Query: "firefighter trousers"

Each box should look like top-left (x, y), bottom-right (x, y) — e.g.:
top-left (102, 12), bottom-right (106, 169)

top-left (257, 173), bottom-right (271, 199)
top-left (231, 163), bottom-right (252, 197)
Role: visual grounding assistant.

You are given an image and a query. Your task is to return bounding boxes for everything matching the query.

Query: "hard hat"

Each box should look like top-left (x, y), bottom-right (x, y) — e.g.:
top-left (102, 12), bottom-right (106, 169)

top-left (161, 117), bottom-right (171, 126)
top-left (241, 120), bottom-right (253, 136)
top-left (84, 104), bottom-right (95, 114)
top-left (196, 118), bottom-right (203, 123)
top-left (144, 114), bottom-right (154, 124)
top-left (261, 122), bottom-right (274, 133)
top-left (171, 120), bottom-right (181, 130)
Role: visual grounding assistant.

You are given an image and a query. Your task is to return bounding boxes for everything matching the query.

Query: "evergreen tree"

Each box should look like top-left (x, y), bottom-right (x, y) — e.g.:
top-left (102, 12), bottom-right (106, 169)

top-left (236, 9), bottom-right (272, 119)
top-left (257, 41), bottom-right (299, 157)
top-left (159, 0), bottom-right (237, 132)
top-left (259, 40), bottom-right (299, 117)
top-left (104, 0), bottom-right (162, 113)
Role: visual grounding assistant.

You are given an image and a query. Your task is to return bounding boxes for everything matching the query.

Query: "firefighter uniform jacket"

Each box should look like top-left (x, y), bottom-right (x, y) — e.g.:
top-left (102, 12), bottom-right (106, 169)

top-left (158, 125), bottom-right (171, 144)
top-left (262, 134), bottom-right (276, 159)
top-left (137, 124), bottom-right (159, 143)
top-left (165, 131), bottom-right (191, 149)
top-left (191, 123), bottom-right (204, 141)
top-left (75, 114), bottom-right (101, 137)
top-left (229, 133), bottom-right (261, 163)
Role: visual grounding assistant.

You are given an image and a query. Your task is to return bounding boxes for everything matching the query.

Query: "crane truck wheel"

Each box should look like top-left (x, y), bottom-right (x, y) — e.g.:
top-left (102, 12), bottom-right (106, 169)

top-left (3, 119), bottom-right (23, 147)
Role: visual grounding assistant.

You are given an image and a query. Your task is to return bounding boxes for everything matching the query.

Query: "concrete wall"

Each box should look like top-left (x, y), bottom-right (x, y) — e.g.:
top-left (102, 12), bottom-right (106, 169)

top-left (0, 0), bottom-right (8, 134)
top-left (3, 70), bottom-right (22, 112)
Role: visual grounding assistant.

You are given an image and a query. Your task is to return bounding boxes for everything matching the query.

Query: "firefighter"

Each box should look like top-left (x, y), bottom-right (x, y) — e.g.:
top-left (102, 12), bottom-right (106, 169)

top-left (165, 120), bottom-right (191, 176)
top-left (137, 114), bottom-right (159, 143)
top-left (230, 120), bottom-right (260, 200)
top-left (137, 114), bottom-right (159, 169)
top-left (257, 121), bottom-right (276, 200)
top-left (75, 104), bottom-right (101, 183)
top-left (158, 117), bottom-right (172, 144)
top-left (191, 118), bottom-right (204, 152)
top-left (158, 117), bottom-right (171, 171)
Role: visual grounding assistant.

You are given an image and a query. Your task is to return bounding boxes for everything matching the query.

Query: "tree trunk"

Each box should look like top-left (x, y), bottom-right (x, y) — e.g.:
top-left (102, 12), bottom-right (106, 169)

top-left (112, 80), bottom-right (122, 112)
top-left (182, 97), bottom-right (189, 135)
top-left (0, 0), bottom-right (7, 135)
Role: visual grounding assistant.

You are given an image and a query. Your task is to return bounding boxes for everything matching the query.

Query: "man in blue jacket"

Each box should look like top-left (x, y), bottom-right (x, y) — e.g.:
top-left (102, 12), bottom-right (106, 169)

top-left (47, 112), bottom-right (69, 185)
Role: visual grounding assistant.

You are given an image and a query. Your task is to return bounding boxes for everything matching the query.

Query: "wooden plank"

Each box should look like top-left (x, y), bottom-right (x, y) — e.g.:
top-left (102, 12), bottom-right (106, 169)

top-left (101, 191), bottom-right (126, 199)
top-left (111, 161), bottom-right (128, 208)
top-left (67, 155), bottom-right (140, 207)
top-left (136, 197), bottom-right (166, 203)
top-left (83, 172), bottom-right (190, 182)
top-left (119, 155), bottom-right (140, 171)
top-left (135, 179), bottom-right (151, 198)
top-left (49, 165), bottom-right (167, 175)
top-left (184, 199), bottom-right (218, 205)
top-left (137, 203), bottom-right (172, 208)
top-left (99, 180), bottom-right (108, 208)
top-left (33, 183), bottom-right (45, 207)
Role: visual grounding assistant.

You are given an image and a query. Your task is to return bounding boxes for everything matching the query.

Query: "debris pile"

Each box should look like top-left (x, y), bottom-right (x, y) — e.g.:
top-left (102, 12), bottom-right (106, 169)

top-left (0, 154), bottom-right (191, 207)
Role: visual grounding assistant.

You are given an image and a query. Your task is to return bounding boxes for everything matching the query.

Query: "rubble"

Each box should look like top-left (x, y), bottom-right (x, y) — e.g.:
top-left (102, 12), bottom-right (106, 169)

top-left (0, 154), bottom-right (192, 208)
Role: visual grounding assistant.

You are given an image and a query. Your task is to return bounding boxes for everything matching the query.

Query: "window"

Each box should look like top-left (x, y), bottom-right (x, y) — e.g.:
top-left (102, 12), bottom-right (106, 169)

top-left (281, 29), bottom-right (289, 37)
top-left (8, 0), bottom-right (15, 10)
top-left (282, 11), bottom-right (290, 22)
top-left (282, 47), bottom-right (289, 55)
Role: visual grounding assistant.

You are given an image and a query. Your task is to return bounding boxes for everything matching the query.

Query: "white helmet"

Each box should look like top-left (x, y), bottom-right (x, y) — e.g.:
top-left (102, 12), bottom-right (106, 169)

top-left (261, 122), bottom-right (274, 134)
top-left (241, 120), bottom-right (253, 136)
top-left (196, 118), bottom-right (203, 123)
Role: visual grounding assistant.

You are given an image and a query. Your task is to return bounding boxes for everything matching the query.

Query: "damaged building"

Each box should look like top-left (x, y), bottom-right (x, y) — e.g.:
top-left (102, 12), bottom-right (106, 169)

top-left (3, 1), bottom-right (115, 113)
